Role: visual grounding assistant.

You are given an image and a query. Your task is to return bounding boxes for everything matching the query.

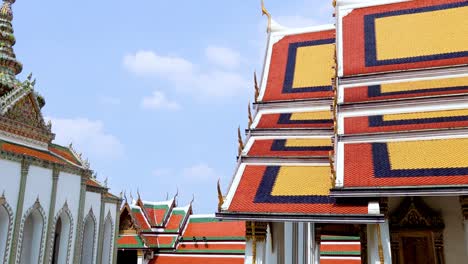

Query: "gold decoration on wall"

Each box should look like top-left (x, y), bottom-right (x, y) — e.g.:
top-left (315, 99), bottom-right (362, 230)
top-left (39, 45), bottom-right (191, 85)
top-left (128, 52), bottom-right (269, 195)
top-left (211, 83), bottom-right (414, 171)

top-left (377, 224), bottom-right (385, 264)
top-left (328, 151), bottom-right (336, 188)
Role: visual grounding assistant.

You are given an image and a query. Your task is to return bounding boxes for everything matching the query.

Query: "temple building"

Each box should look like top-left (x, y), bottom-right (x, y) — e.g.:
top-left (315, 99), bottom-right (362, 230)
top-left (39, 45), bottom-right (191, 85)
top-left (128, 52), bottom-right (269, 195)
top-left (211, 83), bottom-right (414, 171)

top-left (217, 0), bottom-right (468, 263)
top-left (0, 0), bottom-right (120, 263)
top-left (117, 195), bottom-right (245, 264)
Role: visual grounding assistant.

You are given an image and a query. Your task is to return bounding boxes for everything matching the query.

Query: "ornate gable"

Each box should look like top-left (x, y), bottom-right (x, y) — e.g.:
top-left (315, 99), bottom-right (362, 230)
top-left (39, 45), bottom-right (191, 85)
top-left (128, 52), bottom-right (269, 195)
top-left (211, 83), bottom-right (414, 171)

top-left (5, 92), bottom-right (45, 129)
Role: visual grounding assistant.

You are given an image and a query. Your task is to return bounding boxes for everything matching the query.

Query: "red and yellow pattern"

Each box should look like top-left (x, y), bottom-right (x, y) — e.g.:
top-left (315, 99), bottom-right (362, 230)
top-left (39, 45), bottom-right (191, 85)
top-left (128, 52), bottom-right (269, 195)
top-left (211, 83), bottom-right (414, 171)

top-left (248, 138), bottom-right (332, 157)
top-left (256, 111), bottom-right (333, 129)
top-left (262, 30), bottom-right (335, 102)
top-left (343, 138), bottom-right (468, 187)
top-left (228, 165), bottom-right (367, 215)
top-left (342, 0), bottom-right (468, 76)
top-left (343, 76), bottom-right (468, 103)
top-left (344, 109), bottom-right (468, 134)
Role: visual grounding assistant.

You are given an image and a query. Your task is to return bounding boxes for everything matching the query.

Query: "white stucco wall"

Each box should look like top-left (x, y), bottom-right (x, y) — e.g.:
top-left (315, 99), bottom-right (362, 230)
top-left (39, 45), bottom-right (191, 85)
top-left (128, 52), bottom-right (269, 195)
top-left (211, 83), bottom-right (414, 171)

top-left (104, 202), bottom-right (117, 264)
top-left (0, 159), bottom-right (21, 212)
top-left (423, 196), bottom-right (468, 264)
top-left (22, 165), bottom-right (52, 215)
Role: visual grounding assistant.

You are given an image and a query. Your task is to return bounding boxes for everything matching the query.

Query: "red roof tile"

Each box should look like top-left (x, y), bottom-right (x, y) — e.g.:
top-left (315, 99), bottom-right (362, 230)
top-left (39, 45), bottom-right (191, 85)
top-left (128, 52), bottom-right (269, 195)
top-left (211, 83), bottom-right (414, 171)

top-left (341, 0), bottom-right (468, 76)
top-left (261, 30), bottom-right (335, 102)
top-left (2, 142), bottom-right (65, 164)
top-left (256, 112), bottom-right (333, 129)
top-left (49, 144), bottom-right (81, 165)
top-left (343, 138), bottom-right (468, 188)
top-left (227, 165), bottom-right (368, 215)
top-left (183, 218), bottom-right (245, 239)
top-left (247, 139), bottom-right (332, 157)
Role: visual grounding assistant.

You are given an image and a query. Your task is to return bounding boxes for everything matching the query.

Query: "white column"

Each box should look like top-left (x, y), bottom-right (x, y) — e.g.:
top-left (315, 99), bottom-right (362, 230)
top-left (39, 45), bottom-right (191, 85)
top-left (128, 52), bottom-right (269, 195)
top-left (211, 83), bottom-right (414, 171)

top-left (367, 222), bottom-right (392, 264)
top-left (284, 222), bottom-right (293, 263)
top-left (137, 250), bottom-right (144, 264)
top-left (255, 241), bottom-right (265, 264)
top-left (245, 240), bottom-right (254, 264)
top-left (306, 223), bottom-right (317, 264)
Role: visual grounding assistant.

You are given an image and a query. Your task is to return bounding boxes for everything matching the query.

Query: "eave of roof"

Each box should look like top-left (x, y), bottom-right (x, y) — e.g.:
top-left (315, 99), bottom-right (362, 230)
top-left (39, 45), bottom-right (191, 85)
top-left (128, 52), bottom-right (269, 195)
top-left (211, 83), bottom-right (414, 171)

top-left (216, 212), bottom-right (384, 224)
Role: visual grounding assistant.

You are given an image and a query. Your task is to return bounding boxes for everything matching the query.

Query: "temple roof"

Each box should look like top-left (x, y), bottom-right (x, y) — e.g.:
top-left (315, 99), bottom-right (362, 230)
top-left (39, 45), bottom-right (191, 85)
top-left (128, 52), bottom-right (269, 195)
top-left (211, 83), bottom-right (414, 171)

top-left (118, 197), bottom-right (245, 261)
top-left (218, 20), bottom-right (382, 222)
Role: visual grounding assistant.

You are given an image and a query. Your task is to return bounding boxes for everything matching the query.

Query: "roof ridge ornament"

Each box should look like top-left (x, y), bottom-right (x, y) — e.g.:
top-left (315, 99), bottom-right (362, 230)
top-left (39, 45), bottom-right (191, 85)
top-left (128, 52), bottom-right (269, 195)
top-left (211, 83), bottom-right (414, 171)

top-left (261, 0), bottom-right (272, 33)
top-left (247, 102), bottom-right (253, 128)
top-left (237, 126), bottom-right (244, 157)
top-left (254, 71), bottom-right (259, 103)
top-left (217, 179), bottom-right (224, 212)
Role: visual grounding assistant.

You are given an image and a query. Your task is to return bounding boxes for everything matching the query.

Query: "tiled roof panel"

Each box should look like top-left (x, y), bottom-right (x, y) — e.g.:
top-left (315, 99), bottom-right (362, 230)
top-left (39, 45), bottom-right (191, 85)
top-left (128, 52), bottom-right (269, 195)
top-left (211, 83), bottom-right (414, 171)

top-left (176, 242), bottom-right (245, 254)
top-left (256, 111), bottom-right (333, 129)
top-left (131, 207), bottom-right (152, 231)
top-left (342, 0), bottom-right (468, 76)
top-left (1, 141), bottom-right (65, 164)
top-left (183, 218), bottom-right (245, 240)
top-left (117, 235), bottom-right (145, 248)
top-left (342, 76), bottom-right (468, 103)
top-left (343, 138), bottom-right (468, 187)
top-left (262, 30), bottom-right (335, 102)
top-left (143, 235), bottom-right (177, 248)
top-left (142, 202), bottom-right (172, 227)
top-left (343, 108), bottom-right (468, 135)
top-left (227, 165), bottom-right (368, 215)
top-left (247, 138), bottom-right (332, 157)
top-left (49, 143), bottom-right (81, 165)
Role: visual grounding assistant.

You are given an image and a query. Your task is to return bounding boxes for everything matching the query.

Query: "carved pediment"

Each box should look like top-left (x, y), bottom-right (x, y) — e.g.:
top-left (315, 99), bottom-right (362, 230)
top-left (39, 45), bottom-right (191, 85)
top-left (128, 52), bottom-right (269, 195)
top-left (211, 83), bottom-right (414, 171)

top-left (4, 92), bottom-right (45, 129)
top-left (390, 197), bottom-right (444, 231)
top-left (119, 206), bottom-right (137, 234)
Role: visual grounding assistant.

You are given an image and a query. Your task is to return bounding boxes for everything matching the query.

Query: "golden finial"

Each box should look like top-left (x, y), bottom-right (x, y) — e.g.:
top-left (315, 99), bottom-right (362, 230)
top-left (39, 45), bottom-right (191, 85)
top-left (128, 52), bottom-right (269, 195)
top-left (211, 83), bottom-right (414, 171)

top-left (333, 0), bottom-right (337, 8)
top-left (248, 102), bottom-right (253, 128)
top-left (254, 72), bottom-right (259, 103)
top-left (237, 126), bottom-right (244, 156)
top-left (261, 0), bottom-right (272, 33)
top-left (217, 179), bottom-right (225, 212)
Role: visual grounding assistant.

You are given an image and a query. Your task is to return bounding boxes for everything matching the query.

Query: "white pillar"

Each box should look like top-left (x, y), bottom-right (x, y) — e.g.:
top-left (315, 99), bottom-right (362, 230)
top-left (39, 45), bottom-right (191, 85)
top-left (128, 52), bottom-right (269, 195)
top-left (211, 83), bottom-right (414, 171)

top-left (245, 240), bottom-right (254, 264)
top-left (284, 222), bottom-right (293, 263)
top-left (367, 221), bottom-right (392, 264)
top-left (137, 250), bottom-right (144, 264)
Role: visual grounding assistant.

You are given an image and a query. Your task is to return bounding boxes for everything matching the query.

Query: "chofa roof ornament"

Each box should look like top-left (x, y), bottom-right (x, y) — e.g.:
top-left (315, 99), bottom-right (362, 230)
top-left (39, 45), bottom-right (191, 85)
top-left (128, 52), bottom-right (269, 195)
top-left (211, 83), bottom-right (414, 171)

top-left (261, 0), bottom-right (288, 33)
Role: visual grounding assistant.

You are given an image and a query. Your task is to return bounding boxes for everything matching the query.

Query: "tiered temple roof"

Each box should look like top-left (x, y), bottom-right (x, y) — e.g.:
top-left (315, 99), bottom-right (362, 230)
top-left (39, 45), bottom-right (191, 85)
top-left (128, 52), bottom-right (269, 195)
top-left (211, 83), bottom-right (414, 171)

top-left (218, 23), bottom-right (381, 223)
top-left (117, 196), bottom-right (245, 263)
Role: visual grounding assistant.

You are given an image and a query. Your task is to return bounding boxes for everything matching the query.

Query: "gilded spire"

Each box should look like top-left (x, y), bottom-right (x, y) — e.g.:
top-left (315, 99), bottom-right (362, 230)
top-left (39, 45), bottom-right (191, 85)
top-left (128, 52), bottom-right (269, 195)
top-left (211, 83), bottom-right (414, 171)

top-left (261, 0), bottom-right (272, 33)
top-left (0, 0), bottom-right (22, 95)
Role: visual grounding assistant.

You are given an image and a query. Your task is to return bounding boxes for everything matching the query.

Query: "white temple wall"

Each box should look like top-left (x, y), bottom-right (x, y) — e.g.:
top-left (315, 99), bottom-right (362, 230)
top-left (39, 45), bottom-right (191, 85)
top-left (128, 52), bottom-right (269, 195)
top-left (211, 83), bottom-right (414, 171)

top-left (264, 223), bottom-right (277, 264)
top-left (284, 222), bottom-right (293, 263)
top-left (0, 159), bottom-right (21, 211)
top-left (55, 172), bottom-right (81, 216)
top-left (103, 202), bottom-right (117, 264)
top-left (423, 196), bottom-right (468, 264)
top-left (22, 165), bottom-right (52, 214)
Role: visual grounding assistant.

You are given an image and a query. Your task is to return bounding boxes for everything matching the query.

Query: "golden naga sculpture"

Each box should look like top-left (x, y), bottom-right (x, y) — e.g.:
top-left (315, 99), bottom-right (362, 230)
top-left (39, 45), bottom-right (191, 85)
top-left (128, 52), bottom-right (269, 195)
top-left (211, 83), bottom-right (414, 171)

top-left (237, 126), bottom-right (244, 156)
top-left (254, 71), bottom-right (260, 103)
top-left (217, 179), bottom-right (224, 212)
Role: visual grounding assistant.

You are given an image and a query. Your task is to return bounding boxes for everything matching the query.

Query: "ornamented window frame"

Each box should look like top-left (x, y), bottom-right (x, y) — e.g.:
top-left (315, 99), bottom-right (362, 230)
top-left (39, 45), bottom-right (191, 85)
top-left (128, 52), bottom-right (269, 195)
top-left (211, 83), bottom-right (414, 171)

top-left (389, 197), bottom-right (445, 264)
top-left (47, 202), bottom-right (74, 264)
top-left (102, 211), bottom-right (114, 264)
top-left (80, 208), bottom-right (97, 264)
top-left (0, 195), bottom-right (14, 264)
top-left (15, 199), bottom-right (47, 264)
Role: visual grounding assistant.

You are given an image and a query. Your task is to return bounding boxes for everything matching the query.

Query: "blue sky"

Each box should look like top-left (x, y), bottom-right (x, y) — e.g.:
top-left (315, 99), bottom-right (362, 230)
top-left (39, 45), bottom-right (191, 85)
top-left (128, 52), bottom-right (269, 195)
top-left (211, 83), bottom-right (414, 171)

top-left (12, 0), bottom-right (333, 213)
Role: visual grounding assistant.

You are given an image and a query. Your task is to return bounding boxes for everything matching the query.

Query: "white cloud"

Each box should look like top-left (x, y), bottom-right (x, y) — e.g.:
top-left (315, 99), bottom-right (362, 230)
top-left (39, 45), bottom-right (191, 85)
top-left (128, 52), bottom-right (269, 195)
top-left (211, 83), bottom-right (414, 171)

top-left (123, 50), bottom-right (249, 99)
top-left (123, 50), bottom-right (193, 77)
top-left (141, 90), bottom-right (181, 111)
top-left (205, 46), bottom-right (241, 68)
top-left (182, 163), bottom-right (218, 181)
top-left (47, 117), bottom-right (125, 160)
